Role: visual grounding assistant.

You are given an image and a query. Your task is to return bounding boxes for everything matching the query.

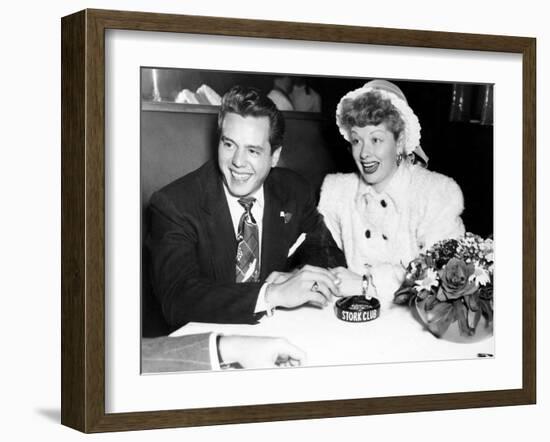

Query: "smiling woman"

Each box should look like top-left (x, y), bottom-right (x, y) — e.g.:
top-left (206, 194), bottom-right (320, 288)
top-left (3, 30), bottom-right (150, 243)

top-left (343, 84), bottom-right (406, 191)
top-left (319, 79), bottom-right (466, 307)
top-left (349, 124), bottom-right (400, 192)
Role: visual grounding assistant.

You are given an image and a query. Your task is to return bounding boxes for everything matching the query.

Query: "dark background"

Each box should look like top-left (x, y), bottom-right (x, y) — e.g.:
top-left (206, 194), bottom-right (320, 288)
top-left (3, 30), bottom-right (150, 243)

top-left (141, 68), bottom-right (493, 337)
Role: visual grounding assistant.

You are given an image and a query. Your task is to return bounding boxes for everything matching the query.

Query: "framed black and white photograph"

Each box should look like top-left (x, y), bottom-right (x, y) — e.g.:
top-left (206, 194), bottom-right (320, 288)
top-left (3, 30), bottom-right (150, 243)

top-left (140, 67), bottom-right (496, 373)
top-left (61, 9), bottom-right (536, 433)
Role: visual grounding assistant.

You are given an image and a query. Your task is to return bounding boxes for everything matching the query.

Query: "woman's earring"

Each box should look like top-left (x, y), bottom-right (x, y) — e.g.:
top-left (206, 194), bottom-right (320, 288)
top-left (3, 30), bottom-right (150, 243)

top-left (396, 153), bottom-right (403, 166)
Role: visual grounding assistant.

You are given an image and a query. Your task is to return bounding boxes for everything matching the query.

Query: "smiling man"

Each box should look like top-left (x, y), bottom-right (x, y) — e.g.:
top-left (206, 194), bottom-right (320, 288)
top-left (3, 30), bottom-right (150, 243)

top-left (218, 112), bottom-right (280, 199)
top-left (147, 86), bottom-right (346, 329)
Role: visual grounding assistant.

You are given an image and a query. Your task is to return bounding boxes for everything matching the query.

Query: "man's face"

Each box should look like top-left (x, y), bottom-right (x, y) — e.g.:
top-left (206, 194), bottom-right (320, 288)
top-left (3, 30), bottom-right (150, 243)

top-left (218, 113), bottom-right (281, 197)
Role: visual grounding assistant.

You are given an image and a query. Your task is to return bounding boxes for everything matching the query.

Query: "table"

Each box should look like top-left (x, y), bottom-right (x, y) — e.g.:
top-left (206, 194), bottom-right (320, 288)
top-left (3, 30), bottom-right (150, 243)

top-left (170, 299), bottom-right (494, 368)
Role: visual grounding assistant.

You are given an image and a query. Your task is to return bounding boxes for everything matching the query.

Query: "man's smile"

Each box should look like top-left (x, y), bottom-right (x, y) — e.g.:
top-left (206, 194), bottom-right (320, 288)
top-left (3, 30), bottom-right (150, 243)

top-left (230, 170), bottom-right (254, 181)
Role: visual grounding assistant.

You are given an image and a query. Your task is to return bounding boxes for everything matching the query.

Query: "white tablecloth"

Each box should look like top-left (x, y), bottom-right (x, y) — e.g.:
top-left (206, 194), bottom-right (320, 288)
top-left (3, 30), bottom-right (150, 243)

top-left (171, 300), bottom-right (494, 367)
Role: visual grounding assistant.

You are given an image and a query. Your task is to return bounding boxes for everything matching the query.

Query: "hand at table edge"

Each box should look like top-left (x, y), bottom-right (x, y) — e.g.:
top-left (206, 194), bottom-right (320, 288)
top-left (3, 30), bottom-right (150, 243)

top-left (218, 335), bottom-right (307, 369)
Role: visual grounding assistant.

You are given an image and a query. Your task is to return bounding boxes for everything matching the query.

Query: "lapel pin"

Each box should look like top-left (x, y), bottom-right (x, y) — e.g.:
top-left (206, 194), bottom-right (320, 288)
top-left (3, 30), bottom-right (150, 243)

top-left (280, 211), bottom-right (292, 223)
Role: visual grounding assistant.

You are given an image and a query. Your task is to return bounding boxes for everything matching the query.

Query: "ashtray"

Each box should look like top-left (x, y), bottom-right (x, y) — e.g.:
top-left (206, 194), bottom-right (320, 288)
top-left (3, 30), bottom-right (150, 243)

top-left (335, 295), bottom-right (380, 322)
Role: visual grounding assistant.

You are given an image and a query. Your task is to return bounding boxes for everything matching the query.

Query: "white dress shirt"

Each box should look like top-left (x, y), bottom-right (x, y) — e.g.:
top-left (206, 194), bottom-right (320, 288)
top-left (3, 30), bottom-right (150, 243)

top-left (223, 184), bottom-right (265, 261)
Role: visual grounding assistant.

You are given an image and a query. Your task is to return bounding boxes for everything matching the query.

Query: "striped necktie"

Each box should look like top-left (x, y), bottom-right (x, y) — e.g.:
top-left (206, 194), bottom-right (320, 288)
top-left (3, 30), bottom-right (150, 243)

top-left (235, 197), bottom-right (260, 282)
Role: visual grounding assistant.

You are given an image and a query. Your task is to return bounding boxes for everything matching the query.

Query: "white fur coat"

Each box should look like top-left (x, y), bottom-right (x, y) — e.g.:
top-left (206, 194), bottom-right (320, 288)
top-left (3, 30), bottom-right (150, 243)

top-left (318, 163), bottom-right (465, 306)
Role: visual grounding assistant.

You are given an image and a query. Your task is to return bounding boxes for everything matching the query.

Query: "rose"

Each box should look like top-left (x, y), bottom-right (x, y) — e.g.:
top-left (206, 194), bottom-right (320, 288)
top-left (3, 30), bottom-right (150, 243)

top-left (436, 258), bottom-right (478, 301)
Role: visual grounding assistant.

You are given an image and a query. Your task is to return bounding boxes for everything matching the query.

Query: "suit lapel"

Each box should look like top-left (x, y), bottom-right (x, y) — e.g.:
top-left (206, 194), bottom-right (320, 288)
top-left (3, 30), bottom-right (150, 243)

top-left (200, 164), bottom-right (291, 282)
top-left (201, 164), bottom-right (236, 281)
top-left (261, 172), bottom-right (290, 280)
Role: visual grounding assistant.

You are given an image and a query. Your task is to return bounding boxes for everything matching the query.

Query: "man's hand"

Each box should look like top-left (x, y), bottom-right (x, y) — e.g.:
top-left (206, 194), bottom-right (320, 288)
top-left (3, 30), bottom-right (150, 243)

top-left (265, 265), bottom-right (341, 309)
top-left (265, 270), bottom-right (295, 285)
top-left (218, 336), bottom-right (306, 369)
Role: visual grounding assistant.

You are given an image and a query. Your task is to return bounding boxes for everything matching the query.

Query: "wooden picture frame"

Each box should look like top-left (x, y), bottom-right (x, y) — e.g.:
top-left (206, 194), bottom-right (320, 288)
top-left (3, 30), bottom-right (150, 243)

top-left (61, 8), bottom-right (536, 433)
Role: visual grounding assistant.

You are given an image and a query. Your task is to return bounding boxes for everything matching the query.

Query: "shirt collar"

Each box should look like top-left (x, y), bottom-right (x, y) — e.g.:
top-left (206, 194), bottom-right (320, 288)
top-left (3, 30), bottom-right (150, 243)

top-left (354, 163), bottom-right (411, 206)
top-left (223, 183), bottom-right (265, 211)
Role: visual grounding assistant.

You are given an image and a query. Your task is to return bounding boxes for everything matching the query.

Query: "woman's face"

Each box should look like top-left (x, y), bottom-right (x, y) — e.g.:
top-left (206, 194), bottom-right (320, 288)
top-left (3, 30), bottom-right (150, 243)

top-left (349, 123), bottom-right (401, 192)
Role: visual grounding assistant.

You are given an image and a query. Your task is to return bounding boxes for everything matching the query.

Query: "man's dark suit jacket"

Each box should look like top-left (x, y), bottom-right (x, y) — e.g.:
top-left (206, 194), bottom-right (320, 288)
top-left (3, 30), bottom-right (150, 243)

top-left (147, 160), bottom-right (346, 329)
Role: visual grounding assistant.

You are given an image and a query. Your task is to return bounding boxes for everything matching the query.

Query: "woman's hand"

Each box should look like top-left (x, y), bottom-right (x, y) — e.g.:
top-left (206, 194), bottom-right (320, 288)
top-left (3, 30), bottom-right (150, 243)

top-left (329, 267), bottom-right (363, 297)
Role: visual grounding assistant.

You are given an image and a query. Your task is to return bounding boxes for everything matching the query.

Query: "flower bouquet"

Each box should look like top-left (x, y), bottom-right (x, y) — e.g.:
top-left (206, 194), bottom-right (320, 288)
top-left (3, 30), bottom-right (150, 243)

top-left (393, 233), bottom-right (494, 341)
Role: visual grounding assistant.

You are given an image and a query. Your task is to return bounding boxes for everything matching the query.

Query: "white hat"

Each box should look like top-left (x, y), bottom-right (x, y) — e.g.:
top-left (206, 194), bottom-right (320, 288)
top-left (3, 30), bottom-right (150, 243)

top-left (336, 79), bottom-right (429, 164)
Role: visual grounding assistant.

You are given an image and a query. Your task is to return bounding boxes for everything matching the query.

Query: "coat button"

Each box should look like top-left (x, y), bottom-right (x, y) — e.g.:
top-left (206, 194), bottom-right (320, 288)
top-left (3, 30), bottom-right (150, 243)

top-left (365, 230), bottom-right (371, 239)
top-left (382, 234), bottom-right (388, 240)
top-left (380, 200), bottom-right (387, 208)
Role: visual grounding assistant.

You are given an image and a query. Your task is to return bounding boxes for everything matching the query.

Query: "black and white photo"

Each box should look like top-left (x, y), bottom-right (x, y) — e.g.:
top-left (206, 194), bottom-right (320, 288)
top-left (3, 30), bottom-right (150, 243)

top-left (140, 68), bottom-right (495, 373)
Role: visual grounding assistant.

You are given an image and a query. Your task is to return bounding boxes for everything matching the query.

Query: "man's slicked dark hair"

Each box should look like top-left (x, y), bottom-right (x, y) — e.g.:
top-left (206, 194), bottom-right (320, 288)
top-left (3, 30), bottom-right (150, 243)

top-left (218, 85), bottom-right (285, 152)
